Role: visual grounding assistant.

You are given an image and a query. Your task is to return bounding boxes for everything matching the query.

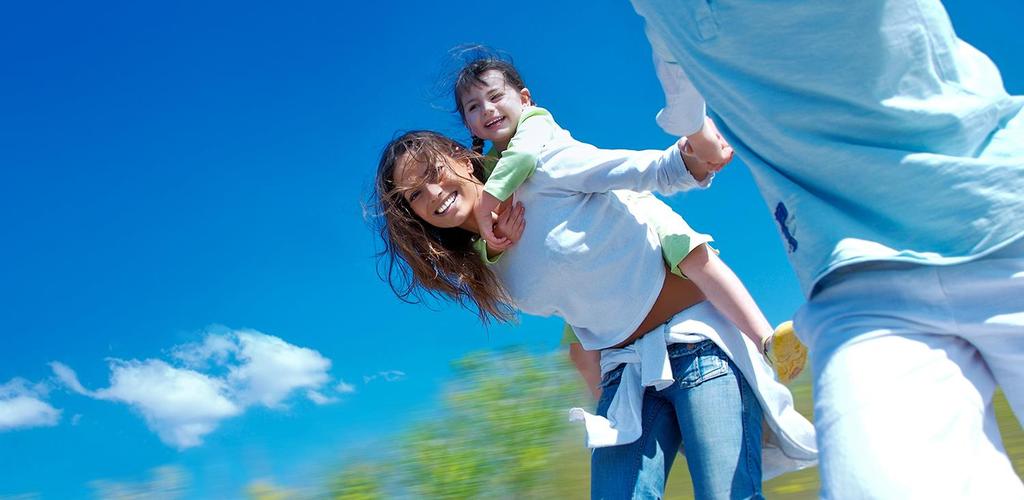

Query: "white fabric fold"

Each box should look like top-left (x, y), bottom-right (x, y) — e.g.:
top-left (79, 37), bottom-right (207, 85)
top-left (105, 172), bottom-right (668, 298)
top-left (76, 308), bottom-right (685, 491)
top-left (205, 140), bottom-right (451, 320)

top-left (568, 301), bottom-right (818, 480)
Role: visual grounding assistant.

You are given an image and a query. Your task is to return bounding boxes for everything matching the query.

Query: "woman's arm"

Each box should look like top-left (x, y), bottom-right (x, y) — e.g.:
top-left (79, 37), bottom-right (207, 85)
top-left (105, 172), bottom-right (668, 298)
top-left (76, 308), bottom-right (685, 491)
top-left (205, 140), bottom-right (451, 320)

top-left (569, 342), bottom-right (602, 400)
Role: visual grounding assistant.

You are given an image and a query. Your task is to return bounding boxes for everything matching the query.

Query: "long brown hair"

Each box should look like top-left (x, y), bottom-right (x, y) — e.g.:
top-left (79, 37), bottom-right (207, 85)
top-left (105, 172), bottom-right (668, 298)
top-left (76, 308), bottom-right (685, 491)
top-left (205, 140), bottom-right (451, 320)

top-left (370, 130), bottom-right (515, 324)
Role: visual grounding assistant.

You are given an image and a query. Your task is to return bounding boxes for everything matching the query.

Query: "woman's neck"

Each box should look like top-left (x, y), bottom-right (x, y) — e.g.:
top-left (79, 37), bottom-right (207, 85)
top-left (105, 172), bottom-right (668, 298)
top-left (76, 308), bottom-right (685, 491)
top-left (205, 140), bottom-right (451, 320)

top-left (457, 184), bottom-right (485, 235)
top-left (460, 216), bottom-right (481, 235)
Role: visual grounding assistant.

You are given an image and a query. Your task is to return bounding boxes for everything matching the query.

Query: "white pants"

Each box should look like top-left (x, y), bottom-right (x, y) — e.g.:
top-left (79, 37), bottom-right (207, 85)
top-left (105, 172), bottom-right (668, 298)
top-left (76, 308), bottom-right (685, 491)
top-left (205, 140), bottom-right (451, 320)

top-left (796, 238), bottom-right (1024, 499)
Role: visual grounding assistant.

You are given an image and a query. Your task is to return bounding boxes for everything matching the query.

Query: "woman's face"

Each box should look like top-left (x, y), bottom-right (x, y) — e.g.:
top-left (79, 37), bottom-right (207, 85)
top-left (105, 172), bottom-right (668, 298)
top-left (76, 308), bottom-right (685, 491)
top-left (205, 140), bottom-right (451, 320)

top-left (392, 152), bottom-right (483, 231)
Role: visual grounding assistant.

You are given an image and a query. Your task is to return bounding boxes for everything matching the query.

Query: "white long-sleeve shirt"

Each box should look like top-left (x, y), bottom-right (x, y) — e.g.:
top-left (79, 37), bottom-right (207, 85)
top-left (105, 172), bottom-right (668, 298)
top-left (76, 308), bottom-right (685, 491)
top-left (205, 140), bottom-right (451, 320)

top-left (646, 22), bottom-right (708, 137)
top-left (491, 130), bottom-right (704, 350)
top-left (490, 126), bottom-right (817, 478)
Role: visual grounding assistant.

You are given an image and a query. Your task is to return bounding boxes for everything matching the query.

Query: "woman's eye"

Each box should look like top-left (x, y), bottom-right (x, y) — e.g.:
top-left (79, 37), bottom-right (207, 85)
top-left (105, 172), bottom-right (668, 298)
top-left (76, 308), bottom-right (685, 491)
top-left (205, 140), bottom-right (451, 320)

top-left (491, 93), bottom-right (503, 101)
top-left (467, 104), bottom-right (477, 112)
top-left (409, 190), bottom-right (420, 202)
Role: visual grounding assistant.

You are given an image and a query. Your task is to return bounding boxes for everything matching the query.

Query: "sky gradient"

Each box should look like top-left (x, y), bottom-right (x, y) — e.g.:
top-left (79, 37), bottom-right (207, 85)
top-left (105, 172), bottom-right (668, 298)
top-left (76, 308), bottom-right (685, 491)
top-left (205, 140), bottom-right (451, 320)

top-left (1, 1), bottom-right (1022, 497)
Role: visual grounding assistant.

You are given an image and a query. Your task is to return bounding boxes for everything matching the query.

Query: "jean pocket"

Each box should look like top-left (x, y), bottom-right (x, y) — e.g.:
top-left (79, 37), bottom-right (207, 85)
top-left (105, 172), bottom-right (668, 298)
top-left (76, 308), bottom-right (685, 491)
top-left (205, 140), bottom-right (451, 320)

top-left (599, 364), bottom-right (625, 389)
top-left (672, 343), bottom-right (729, 389)
top-left (595, 365), bottom-right (625, 418)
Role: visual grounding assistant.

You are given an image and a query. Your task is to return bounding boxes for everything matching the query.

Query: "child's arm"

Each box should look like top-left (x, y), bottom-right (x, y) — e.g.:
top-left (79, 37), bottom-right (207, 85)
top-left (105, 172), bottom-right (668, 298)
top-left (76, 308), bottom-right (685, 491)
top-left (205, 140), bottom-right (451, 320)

top-left (485, 201), bottom-right (525, 258)
top-left (546, 139), bottom-right (711, 196)
top-left (677, 243), bottom-right (774, 351)
top-left (475, 108), bottom-right (556, 249)
top-left (470, 201), bottom-right (526, 263)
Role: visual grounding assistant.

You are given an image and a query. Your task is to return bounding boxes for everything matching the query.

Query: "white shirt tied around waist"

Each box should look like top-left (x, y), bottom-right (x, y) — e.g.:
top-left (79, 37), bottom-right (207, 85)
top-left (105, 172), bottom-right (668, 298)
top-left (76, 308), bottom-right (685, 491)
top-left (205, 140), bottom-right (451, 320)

top-left (569, 301), bottom-right (818, 480)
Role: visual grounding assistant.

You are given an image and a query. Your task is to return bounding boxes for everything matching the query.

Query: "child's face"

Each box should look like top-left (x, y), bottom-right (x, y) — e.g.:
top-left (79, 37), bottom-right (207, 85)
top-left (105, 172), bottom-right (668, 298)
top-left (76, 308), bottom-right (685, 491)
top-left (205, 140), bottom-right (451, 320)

top-left (460, 70), bottom-right (532, 149)
top-left (393, 152), bottom-right (482, 231)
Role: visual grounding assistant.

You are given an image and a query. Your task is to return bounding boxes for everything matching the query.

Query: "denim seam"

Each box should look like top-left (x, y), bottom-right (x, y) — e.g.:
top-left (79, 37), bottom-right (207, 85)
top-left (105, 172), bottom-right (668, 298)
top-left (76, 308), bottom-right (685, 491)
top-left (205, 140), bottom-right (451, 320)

top-left (738, 367), bottom-right (763, 496)
top-left (632, 395), bottom-right (671, 499)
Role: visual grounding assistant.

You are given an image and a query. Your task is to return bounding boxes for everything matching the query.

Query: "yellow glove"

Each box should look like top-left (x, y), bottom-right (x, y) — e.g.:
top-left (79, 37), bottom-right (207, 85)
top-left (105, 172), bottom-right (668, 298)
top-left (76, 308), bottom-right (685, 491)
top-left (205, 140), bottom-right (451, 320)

top-left (764, 321), bottom-right (807, 384)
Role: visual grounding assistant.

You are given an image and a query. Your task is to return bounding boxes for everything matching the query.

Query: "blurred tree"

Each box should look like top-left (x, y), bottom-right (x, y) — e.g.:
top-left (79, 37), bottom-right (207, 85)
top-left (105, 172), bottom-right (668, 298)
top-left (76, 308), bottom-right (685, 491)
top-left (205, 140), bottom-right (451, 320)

top-left (325, 349), bottom-right (587, 499)
top-left (329, 464), bottom-right (386, 500)
top-left (398, 349), bottom-right (582, 498)
top-left (246, 481), bottom-right (293, 500)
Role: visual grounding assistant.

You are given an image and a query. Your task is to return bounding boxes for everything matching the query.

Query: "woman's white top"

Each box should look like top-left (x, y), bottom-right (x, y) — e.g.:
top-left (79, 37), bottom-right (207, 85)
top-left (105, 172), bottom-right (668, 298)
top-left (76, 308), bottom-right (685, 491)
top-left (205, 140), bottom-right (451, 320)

top-left (492, 130), bottom-right (704, 351)
top-left (490, 129), bottom-right (818, 477)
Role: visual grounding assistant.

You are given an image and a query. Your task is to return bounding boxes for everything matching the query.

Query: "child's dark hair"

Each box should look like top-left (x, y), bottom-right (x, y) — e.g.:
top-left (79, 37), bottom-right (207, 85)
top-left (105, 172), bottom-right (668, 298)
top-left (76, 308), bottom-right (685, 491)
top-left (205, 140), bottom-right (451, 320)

top-left (370, 130), bottom-right (516, 324)
top-left (448, 46), bottom-right (532, 153)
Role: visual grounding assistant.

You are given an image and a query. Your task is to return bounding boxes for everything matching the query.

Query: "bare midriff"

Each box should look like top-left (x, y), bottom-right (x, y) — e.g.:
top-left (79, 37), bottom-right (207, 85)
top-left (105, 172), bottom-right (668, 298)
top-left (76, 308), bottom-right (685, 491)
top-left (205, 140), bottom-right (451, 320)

top-left (612, 268), bottom-right (706, 349)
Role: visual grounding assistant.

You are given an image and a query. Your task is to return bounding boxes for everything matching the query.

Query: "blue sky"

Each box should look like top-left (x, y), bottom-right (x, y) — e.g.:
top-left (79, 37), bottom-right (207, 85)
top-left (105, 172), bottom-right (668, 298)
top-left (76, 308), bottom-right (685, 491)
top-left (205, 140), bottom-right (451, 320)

top-left (1, 1), bottom-right (1021, 497)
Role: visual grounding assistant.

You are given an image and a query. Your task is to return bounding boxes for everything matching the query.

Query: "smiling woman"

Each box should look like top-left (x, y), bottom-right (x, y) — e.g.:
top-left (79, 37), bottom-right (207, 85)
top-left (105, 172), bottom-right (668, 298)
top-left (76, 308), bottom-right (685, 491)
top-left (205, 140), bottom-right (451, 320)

top-left (394, 142), bottom-right (483, 231)
top-left (371, 131), bottom-right (515, 324)
top-left (370, 126), bottom-right (817, 497)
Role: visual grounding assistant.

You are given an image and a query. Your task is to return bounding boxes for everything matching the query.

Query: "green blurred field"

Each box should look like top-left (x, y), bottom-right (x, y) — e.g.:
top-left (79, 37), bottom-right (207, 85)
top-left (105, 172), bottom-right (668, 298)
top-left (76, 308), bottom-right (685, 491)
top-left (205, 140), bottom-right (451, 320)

top-left (296, 351), bottom-right (1023, 499)
top-left (548, 373), bottom-right (1024, 500)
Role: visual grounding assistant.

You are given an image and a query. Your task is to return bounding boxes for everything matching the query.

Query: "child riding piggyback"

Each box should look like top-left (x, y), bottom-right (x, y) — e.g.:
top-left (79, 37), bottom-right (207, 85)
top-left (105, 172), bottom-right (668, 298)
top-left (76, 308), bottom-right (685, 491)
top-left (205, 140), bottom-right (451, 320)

top-left (449, 49), bottom-right (806, 379)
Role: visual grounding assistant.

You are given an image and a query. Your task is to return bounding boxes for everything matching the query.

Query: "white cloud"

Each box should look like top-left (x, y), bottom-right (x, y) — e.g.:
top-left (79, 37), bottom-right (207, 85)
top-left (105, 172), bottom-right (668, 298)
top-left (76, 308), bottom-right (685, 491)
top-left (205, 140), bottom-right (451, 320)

top-left (171, 333), bottom-right (236, 368)
top-left (49, 361), bottom-right (91, 396)
top-left (363, 370), bottom-right (406, 384)
top-left (0, 378), bottom-right (61, 431)
top-left (52, 328), bottom-right (336, 449)
top-left (379, 370), bottom-right (406, 382)
top-left (305, 390), bottom-right (336, 405)
top-left (335, 380), bottom-right (356, 394)
top-left (226, 331), bottom-right (331, 408)
top-left (93, 359), bottom-right (242, 450)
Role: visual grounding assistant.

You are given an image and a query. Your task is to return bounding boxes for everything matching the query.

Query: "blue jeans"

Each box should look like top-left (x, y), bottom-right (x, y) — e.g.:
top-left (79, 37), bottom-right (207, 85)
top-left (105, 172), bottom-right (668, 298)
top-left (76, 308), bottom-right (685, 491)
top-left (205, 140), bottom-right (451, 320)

top-left (591, 340), bottom-right (764, 500)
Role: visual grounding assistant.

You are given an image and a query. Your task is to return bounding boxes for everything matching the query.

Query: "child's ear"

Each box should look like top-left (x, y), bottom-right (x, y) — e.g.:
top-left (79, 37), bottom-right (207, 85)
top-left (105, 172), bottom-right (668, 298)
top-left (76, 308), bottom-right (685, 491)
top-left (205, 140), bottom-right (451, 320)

top-left (520, 88), bottom-right (533, 106)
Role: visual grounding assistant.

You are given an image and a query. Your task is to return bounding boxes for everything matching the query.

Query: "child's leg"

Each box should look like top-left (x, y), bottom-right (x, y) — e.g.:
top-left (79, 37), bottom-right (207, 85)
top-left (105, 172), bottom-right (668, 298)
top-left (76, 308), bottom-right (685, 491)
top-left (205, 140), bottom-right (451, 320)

top-left (678, 243), bottom-right (773, 346)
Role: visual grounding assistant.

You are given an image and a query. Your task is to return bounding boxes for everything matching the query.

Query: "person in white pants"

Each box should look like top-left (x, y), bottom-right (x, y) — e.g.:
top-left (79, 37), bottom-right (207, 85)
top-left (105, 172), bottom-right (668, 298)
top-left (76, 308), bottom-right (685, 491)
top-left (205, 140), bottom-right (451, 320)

top-left (629, 0), bottom-right (1024, 496)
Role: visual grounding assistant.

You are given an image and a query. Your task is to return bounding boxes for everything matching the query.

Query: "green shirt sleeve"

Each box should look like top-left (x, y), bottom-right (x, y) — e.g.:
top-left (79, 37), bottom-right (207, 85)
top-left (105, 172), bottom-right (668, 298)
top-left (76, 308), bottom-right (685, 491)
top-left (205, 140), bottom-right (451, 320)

top-left (618, 191), bottom-right (714, 277)
top-left (483, 107), bottom-right (557, 202)
top-left (471, 236), bottom-right (502, 265)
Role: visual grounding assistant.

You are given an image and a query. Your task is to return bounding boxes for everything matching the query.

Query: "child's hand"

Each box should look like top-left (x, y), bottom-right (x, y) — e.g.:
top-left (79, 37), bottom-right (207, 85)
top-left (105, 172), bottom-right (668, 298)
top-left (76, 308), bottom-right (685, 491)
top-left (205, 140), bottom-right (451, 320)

top-left (680, 116), bottom-right (734, 181)
top-left (474, 191), bottom-right (508, 249)
top-left (485, 201), bottom-right (526, 256)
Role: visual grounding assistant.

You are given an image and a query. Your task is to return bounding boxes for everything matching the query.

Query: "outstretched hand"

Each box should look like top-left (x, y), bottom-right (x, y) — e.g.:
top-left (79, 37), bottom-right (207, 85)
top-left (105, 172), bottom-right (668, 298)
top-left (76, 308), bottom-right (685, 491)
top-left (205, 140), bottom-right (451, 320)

top-left (679, 116), bottom-right (734, 181)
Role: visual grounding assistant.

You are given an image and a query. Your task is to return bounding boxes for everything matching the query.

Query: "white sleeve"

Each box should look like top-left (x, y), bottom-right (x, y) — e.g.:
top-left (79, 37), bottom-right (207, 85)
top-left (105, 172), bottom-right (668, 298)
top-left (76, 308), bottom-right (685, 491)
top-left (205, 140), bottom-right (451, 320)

top-left (645, 24), bottom-right (707, 137)
top-left (542, 143), bottom-right (710, 196)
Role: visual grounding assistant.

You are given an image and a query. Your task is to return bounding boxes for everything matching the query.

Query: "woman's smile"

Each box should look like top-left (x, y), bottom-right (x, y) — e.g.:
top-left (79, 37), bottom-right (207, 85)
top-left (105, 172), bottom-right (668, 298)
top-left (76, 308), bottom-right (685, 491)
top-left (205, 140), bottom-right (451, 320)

top-left (435, 191), bottom-right (458, 215)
